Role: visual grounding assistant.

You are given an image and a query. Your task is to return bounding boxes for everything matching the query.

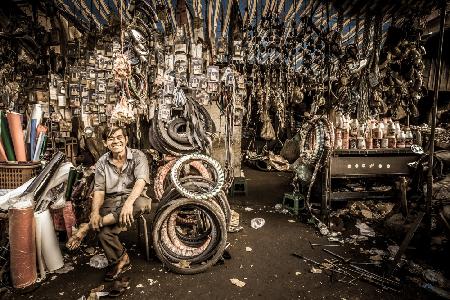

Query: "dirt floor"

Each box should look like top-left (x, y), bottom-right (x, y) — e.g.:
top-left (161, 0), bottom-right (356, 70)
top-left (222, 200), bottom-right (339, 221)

top-left (5, 168), bottom-right (438, 300)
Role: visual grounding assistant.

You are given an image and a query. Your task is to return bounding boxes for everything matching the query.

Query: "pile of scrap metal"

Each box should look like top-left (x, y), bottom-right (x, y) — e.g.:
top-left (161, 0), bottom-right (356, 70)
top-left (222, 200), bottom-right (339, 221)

top-left (152, 153), bottom-right (230, 274)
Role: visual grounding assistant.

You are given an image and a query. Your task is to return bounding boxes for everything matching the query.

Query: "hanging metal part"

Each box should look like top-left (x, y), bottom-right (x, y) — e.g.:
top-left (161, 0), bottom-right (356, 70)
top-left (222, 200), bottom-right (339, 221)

top-left (426, 1), bottom-right (447, 230)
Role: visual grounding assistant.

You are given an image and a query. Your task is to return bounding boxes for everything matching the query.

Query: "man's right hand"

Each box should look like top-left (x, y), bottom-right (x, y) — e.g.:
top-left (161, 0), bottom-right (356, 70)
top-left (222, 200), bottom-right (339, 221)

top-left (90, 213), bottom-right (102, 231)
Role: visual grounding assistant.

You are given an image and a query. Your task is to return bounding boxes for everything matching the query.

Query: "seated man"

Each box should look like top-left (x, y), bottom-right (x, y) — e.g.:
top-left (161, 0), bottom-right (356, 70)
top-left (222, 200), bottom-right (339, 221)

top-left (67, 126), bottom-right (151, 281)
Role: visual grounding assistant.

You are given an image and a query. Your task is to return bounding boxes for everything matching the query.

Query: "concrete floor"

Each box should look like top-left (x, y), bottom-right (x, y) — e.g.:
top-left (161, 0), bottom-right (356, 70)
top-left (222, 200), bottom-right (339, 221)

top-left (5, 168), bottom-right (433, 300)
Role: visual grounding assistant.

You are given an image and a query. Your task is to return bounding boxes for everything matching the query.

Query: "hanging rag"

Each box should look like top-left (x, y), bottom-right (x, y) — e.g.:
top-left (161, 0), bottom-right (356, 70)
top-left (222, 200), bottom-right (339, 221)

top-left (0, 177), bottom-right (35, 210)
top-left (63, 201), bottom-right (77, 238)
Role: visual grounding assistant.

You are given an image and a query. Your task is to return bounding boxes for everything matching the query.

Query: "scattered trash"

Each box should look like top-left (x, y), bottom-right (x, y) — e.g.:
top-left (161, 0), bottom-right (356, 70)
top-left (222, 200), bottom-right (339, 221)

top-left (177, 260), bottom-right (191, 268)
top-left (54, 262), bottom-right (74, 274)
top-left (228, 210), bottom-right (243, 232)
top-left (345, 235), bottom-right (368, 245)
top-left (85, 247), bottom-right (96, 255)
top-left (295, 272), bottom-right (302, 276)
top-left (387, 245), bottom-right (400, 257)
top-left (335, 201), bottom-right (394, 221)
top-left (230, 278), bottom-right (246, 287)
top-left (328, 237), bottom-right (344, 243)
top-left (245, 247), bottom-right (252, 252)
top-left (288, 219), bottom-right (296, 223)
top-left (422, 283), bottom-right (450, 299)
top-left (96, 292), bottom-right (109, 297)
top-left (424, 269), bottom-right (450, 288)
top-left (317, 222), bottom-right (330, 236)
top-left (50, 275), bottom-right (57, 281)
top-left (355, 222), bottom-right (375, 237)
top-left (244, 207), bottom-right (254, 212)
top-left (361, 209), bottom-right (373, 219)
top-left (136, 284), bottom-right (144, 288)
top-left (250, 218), bottom-right (265, 229)
top-left (360, 248), bottom-right (386, 256)
top-left (369, 254), bottom-right (383, 261)
top-left (86, 284), bottom-right (106, 300)
top-left (274, 204), bottom-right (282, 210)
top-left (59, 292), bottom-right (64, 296)
top-left (89, 254), bottom-right (109, 269)
top-left (310, 267), bottom-right (322, 274)
top-left (147, 279), bottom-right (158, 286)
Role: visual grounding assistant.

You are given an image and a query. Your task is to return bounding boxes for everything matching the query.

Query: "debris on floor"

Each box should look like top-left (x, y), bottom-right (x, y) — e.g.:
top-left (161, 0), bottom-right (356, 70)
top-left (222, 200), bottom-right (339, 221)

top-left (310, 267), bottom-right (322, 274)
top-left (89, 254), bottom-right (109, 269)
top-left (355, 222), bottom-right (376, 237)
top-left (230, 278), bottom-right (246, 287)
top-left (245, 247), bottom-right (252, 252)
top-left (147, 279), bottom-right (158, 286)
top-left (228, 210), bottom-right (243, 233)
top-left (250, 218), bottom-right (265, 229)
top-left (54, 262), bottom-right (74, 274)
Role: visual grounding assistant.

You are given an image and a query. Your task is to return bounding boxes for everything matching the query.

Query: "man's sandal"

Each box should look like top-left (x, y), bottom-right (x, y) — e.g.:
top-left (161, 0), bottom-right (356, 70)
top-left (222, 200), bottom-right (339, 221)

top-left (108, 276), bottom-right (130, 297)
top-left (104, 262), bottom-right (131, 282)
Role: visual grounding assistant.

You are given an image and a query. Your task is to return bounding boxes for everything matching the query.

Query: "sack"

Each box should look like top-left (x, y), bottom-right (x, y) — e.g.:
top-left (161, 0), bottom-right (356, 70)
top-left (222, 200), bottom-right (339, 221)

top-left (260, 114), bottom-right (276, 141)
top-left (280, 137), bottom-right (300, 163)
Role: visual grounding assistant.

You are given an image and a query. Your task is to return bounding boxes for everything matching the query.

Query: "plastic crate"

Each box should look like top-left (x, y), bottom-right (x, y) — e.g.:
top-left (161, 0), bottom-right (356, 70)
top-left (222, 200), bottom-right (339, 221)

top-left (0, 162), bottom-right (41, 189)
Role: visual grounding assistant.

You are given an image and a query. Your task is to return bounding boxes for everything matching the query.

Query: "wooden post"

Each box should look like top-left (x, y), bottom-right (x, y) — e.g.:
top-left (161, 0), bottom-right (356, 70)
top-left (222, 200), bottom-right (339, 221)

top-left (426, 1), bottom-right (446, 227)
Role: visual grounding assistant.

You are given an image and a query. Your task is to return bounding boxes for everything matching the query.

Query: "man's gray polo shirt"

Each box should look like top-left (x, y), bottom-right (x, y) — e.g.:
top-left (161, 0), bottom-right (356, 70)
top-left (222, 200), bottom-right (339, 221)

top-left (94, 147), bottom-right (150, 199)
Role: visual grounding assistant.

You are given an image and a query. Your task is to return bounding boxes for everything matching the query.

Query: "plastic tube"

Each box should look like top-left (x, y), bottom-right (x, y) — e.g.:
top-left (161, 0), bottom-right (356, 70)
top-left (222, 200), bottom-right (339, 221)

top-left (0, 111), bottom-right (15, 161)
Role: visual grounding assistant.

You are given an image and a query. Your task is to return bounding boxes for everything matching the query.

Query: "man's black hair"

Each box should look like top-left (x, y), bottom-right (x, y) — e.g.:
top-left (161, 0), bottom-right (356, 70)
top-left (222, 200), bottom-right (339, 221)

top-left (102, 126), bottom-right (128, 141)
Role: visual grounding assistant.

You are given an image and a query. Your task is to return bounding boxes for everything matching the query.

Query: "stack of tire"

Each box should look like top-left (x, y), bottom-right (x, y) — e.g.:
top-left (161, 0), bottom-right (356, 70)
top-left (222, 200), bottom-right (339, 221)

top-left (152, 154), bottom-right (230, 274)
top-left (148, 99), bottom-right (216, 156)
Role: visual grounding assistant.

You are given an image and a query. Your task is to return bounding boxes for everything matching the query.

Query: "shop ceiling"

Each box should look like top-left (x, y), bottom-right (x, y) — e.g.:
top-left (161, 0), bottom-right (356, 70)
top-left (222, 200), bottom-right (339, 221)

top-left (7, 0), bottom-right (444, 39)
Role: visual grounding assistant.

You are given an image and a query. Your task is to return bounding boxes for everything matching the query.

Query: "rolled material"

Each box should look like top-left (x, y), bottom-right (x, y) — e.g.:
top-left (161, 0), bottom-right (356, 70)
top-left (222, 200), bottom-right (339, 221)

top-left (22, 152), bottom-right (65, 202)
top-left (7, 112), bottom-right (27, 162)
top-left (30, 119), bottom-right (37, 160)
top-left (9, 206), bottom-right (37, 288)
top-left (0, 140), bottom-right (7, 161)
top-left (63, 201), bottom-right (77, 238)
top-left (65, 168), bottom-right (77, 199)
top-left (31, 104), bottom-right (43, 125)
top-left (40, 135), bottom-right (48, 159)
top-left (35, 209), bottom-right (64, 272)
top-left (35, 211), bottom-right (46, 280)
top-left (0, 111), bottom-right (15, 161)
top-left (33, 132), bottom-right (44, 161)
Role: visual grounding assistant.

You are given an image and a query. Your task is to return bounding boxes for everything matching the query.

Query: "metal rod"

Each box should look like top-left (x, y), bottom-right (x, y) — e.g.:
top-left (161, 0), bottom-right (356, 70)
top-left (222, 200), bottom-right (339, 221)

top-left (426, 0), bottom-right (447, 222)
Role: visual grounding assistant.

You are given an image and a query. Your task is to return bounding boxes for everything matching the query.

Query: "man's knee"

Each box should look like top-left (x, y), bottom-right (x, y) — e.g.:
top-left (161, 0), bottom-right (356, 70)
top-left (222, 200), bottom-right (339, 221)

top-left (133, 197), bottom-right (151, 215)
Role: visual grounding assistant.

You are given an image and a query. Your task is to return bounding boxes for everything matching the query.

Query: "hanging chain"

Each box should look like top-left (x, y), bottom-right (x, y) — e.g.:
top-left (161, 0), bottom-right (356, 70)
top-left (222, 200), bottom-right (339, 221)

top-left (355, 13), bottom-right (360, 48)
top-left (361, 14), bottom-right (373, 59)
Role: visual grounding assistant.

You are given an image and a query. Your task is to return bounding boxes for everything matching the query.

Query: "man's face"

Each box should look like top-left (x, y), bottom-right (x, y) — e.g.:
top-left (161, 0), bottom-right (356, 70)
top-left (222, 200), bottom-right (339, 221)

top-left (106, 129), bottom-right (128, 154)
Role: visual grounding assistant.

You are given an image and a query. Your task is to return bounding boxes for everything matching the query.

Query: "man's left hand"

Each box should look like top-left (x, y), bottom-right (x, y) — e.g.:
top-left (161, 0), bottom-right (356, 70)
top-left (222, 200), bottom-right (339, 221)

top-left (119, 201), bottom-right (134, 227)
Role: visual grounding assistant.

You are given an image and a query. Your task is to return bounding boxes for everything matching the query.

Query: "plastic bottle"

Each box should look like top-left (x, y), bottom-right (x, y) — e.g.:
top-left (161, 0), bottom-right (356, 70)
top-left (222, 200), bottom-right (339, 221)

top-left (405, 127), bottom-right (413, 147)
top-left (397, 131), bottom-right (406, 148)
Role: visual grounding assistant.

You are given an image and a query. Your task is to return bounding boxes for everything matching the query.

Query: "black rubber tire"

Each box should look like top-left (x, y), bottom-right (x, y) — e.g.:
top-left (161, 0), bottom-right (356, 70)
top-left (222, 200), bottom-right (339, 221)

top-left (167, 117), bottom-right (190, 144)
top-left (152, 198), bottom-right (227, 274)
